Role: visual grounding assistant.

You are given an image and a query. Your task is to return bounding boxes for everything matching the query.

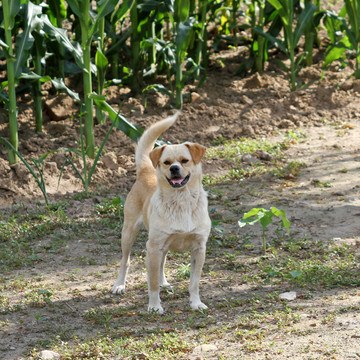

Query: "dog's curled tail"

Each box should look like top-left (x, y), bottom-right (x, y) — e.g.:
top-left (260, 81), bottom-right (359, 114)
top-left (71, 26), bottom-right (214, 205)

top-left (135, 111), bottom-right (180, 170)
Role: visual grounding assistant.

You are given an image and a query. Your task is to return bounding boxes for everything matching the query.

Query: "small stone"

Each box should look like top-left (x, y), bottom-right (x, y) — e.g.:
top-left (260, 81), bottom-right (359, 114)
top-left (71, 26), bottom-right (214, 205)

top-left (191, 92), bottom-right (201, 103)
top-left (193, 344), bottom-right (218, 353)
top-left (239, 95), bottom-right (253, 105)
top-left (38, 350), bottom-right (60, 360)
top-left (279, 291), bottom-right (297, 301)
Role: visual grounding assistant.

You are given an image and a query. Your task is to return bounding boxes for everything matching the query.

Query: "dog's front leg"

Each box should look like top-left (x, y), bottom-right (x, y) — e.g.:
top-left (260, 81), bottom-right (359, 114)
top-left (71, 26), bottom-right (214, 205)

top-left (146, 241), bottom-right (164, 314)
top-left (189, 243), bottom-right (208, 311)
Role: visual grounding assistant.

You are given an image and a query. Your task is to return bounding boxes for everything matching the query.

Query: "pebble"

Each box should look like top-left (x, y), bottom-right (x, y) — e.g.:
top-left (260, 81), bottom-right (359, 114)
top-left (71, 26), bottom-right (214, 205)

top-left (38, 350), bottom-right (60, 360)
top-left (193, 344), bottom-right (218, 353)
top-left (279, 291), bottom-right (297, 301)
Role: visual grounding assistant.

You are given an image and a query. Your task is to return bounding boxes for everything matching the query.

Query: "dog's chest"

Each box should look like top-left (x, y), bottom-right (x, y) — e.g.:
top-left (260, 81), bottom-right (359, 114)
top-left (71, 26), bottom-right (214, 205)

top-left (149, 189), bottom-right (208, 233)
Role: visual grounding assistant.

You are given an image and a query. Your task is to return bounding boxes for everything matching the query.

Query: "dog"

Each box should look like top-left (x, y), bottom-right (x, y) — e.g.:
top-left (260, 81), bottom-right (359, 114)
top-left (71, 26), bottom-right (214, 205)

top-left (111, 112), bottom-right (211, 314)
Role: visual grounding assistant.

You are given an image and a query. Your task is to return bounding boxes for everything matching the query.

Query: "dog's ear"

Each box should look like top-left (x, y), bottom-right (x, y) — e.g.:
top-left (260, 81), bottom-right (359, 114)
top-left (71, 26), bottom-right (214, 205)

top-left (150, 145), bottom-right (165, 168)
top-left (185, 143), bottom-right (207, 164)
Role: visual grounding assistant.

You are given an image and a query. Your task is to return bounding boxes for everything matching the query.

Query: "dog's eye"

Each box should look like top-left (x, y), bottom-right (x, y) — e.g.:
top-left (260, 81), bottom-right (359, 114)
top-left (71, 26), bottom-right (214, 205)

top-left (164, 160), bottom-right (171, 165)
top-left (181, 159), bottom-right (189, 164)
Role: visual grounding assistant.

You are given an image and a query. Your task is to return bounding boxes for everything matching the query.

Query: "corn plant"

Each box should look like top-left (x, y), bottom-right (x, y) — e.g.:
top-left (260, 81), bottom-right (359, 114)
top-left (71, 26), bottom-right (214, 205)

top-left (304, 0), bottom-right (322, 67)
top-left (174, 0), bottom-right (194, 108)
top-left (19, 1), bottom-right (46, 132)
top-left (59, 115), bottom-right (116, 196)
top-left (194, 0), bottom-right (209, 79)
top-left (60, 98), bottom-right (147, 196)
top-left (66, 0), bottom-right (118, 159)
top-left (324, 1), bottom-right (360, 79)
top-left (1, 0), bottom-right (21, 165)
top-left (256, 0), bottom-right (317, 90)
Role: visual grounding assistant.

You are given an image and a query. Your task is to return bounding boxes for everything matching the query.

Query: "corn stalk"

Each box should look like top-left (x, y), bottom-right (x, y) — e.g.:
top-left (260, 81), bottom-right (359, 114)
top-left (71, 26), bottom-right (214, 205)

top-left (1, 0), bottom-right (21, 165)
top-left (66, 0), bottom-right (118, 158)
top-left (175, 0), bottom-right (193, 108)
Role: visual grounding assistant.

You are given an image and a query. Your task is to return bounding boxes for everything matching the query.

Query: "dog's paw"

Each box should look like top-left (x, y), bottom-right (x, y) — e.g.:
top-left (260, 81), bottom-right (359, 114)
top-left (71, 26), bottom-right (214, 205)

top-left (148, 305), bottom-right (164, 315)
top-left (111, 284), bottom-right (126, 295)
top-left (190, 301), bottom-right (208, 312)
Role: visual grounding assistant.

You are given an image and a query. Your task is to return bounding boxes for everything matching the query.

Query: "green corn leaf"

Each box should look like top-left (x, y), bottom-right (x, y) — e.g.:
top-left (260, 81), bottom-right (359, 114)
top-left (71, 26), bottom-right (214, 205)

top-left (267, 0), bottom-right (289, 26)
top-left (345, 0), bottom-right (360, 41)
top-left (46, 0), bottom-right (67, 27)
top-left (294, 2), bottom-right (317, 45)
top-left (90, 95), bottom-right (144, 143)
top-left (95, 48), bottom-right (109, 71)
top-left (253, 26), bottom-right (287, 53)
top-left (143, 84), bottom-right (175, 101)
top-left (175, 0), bottom-right (190, 23)
top-left (51, 78), bottom-right (81, 102)
top-left (0, 39), bottom-right (9, 49)
top-left (41, 15), bottom-right (84, 70)
top-left (176, 18), bottom-right (195, 57)
top-left (87, 0), bottom-right (119, 43)
top-left (14, 1), bottom-right (43, 78)
top-left (1, 0), bottom-right (21, 30)
top-left (323, 44), bottom-right (347, 68)
top-left (20, 71), bottom-right (51, 82)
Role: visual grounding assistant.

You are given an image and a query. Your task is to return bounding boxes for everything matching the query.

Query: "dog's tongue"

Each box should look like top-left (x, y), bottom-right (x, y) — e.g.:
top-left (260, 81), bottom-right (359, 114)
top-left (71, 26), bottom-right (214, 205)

top-left (171, 178), bottom-right (183, 184)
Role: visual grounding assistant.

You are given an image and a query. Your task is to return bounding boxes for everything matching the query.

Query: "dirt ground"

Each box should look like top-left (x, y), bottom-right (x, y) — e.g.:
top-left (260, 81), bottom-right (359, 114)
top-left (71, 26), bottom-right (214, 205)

top-left (0, 47), bottom-right (360, 360)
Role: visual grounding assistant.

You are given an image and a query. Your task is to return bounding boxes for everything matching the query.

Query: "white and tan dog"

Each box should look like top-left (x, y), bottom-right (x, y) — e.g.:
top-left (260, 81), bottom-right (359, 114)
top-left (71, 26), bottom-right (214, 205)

top-left (111, 112), bottom-right (211, 314)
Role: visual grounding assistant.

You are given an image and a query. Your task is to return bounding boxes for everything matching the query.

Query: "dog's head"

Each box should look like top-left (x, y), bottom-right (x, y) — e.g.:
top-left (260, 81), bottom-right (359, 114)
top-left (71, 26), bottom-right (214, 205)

top-left (149, 142), bottom-right (206, 189)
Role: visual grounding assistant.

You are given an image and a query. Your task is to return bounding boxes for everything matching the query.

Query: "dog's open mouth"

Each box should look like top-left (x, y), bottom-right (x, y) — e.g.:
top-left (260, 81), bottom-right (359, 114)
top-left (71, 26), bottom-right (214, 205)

top-left (167, 175), bottom-right (190, 188)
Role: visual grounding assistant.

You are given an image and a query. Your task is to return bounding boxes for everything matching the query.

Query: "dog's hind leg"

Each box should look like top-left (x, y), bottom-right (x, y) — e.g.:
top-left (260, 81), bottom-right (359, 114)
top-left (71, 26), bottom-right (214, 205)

top-left (111, 216), bottom-right (142, 295)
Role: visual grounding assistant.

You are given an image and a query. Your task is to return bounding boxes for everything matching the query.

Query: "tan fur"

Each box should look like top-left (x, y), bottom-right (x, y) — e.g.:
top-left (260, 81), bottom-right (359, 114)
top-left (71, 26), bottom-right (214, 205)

top-left (111, 112), bottom-right (211, 314)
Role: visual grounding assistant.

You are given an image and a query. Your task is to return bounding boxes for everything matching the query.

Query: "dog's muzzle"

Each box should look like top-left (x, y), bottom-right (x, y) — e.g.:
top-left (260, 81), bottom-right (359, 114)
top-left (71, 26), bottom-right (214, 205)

top-left (167, 174), bottom-right (190, 188)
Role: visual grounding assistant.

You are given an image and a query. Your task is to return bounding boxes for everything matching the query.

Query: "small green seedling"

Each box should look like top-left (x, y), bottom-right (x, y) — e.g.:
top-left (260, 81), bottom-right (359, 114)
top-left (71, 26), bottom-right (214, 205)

top-left (239, 207), bottom-right (290, 254)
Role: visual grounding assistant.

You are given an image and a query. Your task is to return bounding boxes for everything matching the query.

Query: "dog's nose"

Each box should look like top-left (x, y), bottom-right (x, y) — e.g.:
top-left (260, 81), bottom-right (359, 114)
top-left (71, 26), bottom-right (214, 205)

top-left (170, 164), bottom-right (180, 174)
